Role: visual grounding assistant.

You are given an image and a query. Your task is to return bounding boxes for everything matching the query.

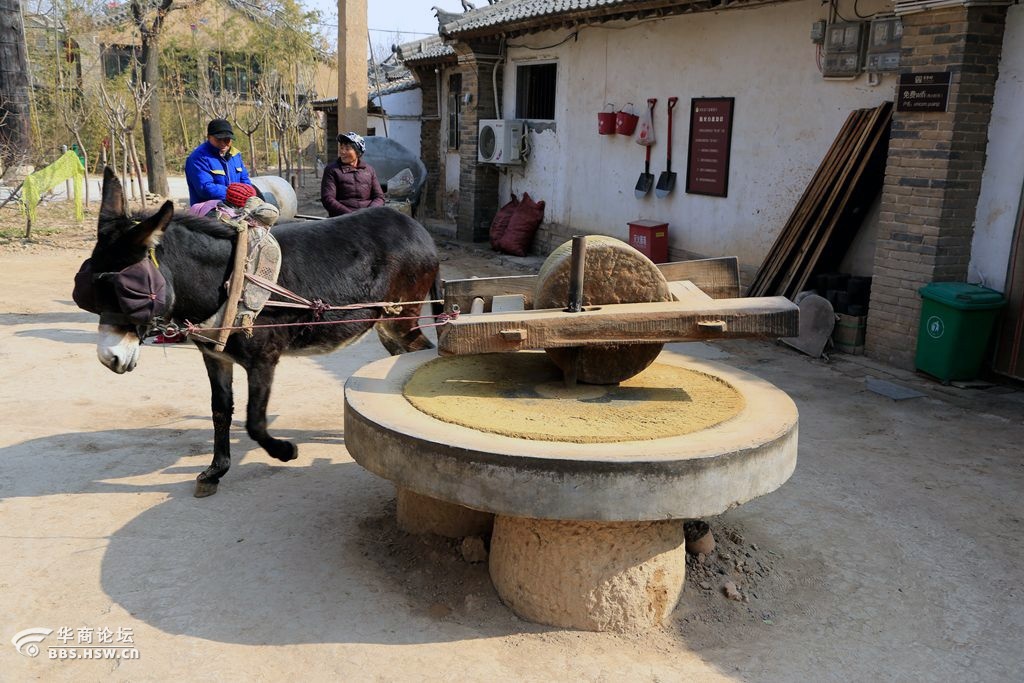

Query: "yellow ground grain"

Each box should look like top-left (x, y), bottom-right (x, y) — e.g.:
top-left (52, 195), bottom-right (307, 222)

top-left (403, 352), bottom-right (744, 443)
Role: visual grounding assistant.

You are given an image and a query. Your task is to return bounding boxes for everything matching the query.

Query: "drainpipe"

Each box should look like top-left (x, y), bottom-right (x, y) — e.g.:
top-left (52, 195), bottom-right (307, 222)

top-left (492, 37), bottom-right (505, 118)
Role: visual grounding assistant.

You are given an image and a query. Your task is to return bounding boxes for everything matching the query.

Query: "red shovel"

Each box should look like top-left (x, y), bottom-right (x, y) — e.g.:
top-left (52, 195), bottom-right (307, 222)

top-left (655, 97), bottom-right (678, 197)
top-left (634, 98), bottom-right (657, 198)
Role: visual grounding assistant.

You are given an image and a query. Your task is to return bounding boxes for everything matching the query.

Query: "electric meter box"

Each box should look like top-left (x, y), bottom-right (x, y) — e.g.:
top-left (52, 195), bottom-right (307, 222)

top-left (866, 16), bottom-right (903, 72)
top-left (823, 21), bottom-right (867, 76)
top-left (810, 19), bottom-right (827, 44)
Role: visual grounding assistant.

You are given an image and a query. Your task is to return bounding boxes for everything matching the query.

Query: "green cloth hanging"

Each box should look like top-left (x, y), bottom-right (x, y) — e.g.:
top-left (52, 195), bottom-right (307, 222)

top-left (21, 150), bottom-right (86, 223)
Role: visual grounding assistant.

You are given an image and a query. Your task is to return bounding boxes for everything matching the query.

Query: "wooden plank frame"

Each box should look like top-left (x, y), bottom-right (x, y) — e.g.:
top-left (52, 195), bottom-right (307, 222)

top-left (746, 101), bottom-right (891, 300)
top-left (441, 256), bottom-right (741, 314)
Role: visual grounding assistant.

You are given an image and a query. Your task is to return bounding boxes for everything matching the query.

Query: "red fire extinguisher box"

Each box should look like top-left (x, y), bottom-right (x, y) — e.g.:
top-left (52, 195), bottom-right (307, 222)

top-left (628, 220), bottom-right (669, 263)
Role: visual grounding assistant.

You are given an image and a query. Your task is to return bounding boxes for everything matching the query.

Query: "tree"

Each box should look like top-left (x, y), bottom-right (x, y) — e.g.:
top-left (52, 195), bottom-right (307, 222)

top-left (55, 60), bottom-right (96, 205)
top-left (118, 0), bottom-right (206, 197)
top-left (97, 61), bottom-right (154, 208)
top-left (249, 0), bottom-right (327, 178)
top-left (129, 0), bottom-right (174, 198)
top-left (0, 0), bottom-right (31, 170)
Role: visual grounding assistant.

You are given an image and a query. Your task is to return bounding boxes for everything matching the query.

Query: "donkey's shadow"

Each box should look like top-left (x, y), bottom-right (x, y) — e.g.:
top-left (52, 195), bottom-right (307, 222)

top-left (0, 426), bottom-right (343, 501)
top-left (1, 427), bottom-right (537, 646)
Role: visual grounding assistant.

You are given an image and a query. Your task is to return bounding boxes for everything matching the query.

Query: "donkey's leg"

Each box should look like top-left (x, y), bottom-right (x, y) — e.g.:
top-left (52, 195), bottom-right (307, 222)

top-left (244, 358), bottom-right (298, 462)
top-left (196, 354), bottom-right (234, 498)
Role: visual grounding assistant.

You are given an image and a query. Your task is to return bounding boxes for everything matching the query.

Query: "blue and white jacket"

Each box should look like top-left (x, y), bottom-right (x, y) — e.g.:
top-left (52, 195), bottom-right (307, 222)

top-left (184, 141), bottom-right (252, 205)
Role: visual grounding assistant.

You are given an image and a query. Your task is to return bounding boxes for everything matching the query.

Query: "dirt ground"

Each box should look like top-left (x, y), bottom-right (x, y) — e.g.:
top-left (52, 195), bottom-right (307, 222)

top-left (1, 186), bottom-right (1023, 681)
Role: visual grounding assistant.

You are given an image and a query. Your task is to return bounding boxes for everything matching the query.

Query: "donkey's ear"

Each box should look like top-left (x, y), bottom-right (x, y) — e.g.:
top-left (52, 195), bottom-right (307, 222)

top-left (128, 201), bottom-right (175, 248)
top-left (99, 167), bottom-right (127, 220)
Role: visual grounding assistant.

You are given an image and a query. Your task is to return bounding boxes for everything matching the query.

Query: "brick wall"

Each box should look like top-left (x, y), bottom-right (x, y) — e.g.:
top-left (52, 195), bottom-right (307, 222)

top-left (867, 5), bottom-right (1008, 368)
top-left (455, 43), bottom-right (503, 242)
top-left (410, 65), bottom-right (443, 218)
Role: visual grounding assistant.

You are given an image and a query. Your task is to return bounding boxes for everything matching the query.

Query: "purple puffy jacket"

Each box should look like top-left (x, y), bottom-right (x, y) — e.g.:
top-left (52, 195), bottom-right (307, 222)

top-left (320, 159), bottom-right (385, 217)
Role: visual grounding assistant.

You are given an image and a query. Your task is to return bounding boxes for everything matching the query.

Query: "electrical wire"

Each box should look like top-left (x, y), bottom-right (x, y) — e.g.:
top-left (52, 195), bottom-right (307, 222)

top-left (829, 0), bottom-right (850, 23)
top-left (852, 0), bottom-right (875, 20)
top-left (503, 9), bottom-right (674, 53)
top-left (506, 31), bottom-right (578, 51)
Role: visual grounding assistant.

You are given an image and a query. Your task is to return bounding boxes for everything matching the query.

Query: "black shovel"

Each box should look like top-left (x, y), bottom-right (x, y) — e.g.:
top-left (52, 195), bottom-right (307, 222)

top-left (634, 98), bottom-right (657, 198)
top-left (656, 96), bottom-right (678, 198)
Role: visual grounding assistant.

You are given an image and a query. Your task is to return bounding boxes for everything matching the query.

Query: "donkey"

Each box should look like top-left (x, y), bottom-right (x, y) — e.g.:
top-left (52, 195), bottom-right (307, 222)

top-left (76, 168), bottom-right (439, 497)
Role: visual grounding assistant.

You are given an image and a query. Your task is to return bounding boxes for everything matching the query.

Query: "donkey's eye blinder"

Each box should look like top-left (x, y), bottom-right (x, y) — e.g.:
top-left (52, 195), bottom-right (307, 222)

top-left (72, 256), bottom-right (169, 329)
top-left (72, 258), bottom-right (101, 314)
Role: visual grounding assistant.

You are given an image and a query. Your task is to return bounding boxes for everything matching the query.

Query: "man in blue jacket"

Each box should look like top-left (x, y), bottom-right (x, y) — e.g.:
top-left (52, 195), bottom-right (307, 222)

top-left (184, 119), bottom-right (253, 205)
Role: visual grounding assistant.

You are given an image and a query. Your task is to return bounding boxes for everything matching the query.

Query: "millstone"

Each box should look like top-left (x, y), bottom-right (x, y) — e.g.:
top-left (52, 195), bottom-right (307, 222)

top-left (533, 236), bottom-right (670, 384)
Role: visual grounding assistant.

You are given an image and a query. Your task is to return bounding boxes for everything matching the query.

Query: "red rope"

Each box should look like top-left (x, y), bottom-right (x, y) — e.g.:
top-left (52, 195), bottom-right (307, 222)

top-left (243, 272), bottom-right (440, 314)
top-left (178, 308), bottom-right (459, 339)
top-left (165, 268), bottom-right (455, 341)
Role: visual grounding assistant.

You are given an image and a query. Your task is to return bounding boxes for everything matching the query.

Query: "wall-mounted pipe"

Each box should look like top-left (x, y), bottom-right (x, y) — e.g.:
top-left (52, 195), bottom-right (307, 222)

top-left (493, 37), bottom-right (506, 118)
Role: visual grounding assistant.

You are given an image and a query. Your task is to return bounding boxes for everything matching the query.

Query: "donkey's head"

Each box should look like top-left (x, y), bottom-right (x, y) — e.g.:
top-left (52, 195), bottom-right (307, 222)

top-left (73, 168), bottom-right (175, 374)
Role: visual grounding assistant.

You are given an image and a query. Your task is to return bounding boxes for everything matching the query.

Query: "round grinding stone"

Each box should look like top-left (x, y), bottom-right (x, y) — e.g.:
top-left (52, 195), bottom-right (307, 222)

top-left (533, 236), bottom-right (671, 385)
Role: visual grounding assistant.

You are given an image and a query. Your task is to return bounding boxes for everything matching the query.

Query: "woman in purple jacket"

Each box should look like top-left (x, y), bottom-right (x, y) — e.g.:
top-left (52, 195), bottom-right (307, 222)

top-left (320, 132), bottom-right (385, 217)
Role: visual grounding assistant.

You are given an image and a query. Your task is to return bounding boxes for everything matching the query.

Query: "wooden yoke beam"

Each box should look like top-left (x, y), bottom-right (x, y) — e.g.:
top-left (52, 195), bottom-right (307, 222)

top-left (437, 296), bottom-right (799, 355)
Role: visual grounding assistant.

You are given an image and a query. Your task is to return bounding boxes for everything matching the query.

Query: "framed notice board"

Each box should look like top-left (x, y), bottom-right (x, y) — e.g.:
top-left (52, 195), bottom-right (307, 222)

top-left (686, 97), bottom-right (735, 197)
top-left (896, 72), bottom-right (950, 112)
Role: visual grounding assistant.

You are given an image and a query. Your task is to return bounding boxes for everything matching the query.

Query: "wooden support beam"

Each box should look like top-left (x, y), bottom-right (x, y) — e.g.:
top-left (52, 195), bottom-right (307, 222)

top-left (443, 275), bottom-right (537, 313)
top-left (656, 256), bottom-right (741, 299)
top-left (437, 296), bottom-right (799, 355)
top-left (667, 280), bottom-right (714, 302)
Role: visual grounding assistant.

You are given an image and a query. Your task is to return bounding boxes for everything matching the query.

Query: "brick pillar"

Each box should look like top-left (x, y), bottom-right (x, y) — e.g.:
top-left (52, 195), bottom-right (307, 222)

top-left (411, 65), bottom-right (443, 218)
top-left (455, 42), bottom-right (502, 242)
top-left (867, 5), bottom-right (1009, 368)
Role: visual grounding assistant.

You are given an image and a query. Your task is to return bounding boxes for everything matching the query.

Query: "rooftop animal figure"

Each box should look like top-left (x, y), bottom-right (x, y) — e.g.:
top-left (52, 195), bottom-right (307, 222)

top-left (461, 0), bottom-right (476, 10)
top-left (431, 5), bottom-right (461, 28)
top-left (74, 168), bottom-right (439, 497)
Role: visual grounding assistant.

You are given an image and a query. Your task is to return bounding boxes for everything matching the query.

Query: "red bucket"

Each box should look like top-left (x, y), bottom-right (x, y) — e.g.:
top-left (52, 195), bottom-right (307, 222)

top-left (615, 103), bottom-right (639, 136)
top-left (598, 104), bottom-right (616, 135)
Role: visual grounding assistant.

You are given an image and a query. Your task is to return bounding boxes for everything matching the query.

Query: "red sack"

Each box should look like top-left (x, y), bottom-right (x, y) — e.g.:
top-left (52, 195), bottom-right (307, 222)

top-left (489, 194), bottom-right (519, 249)
top-left (497, 192), bottom-right (545, 257)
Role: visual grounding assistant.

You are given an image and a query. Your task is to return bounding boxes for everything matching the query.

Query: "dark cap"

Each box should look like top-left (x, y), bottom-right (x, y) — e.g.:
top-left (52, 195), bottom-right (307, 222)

top-left (207, 118), bottom-right (234, 140)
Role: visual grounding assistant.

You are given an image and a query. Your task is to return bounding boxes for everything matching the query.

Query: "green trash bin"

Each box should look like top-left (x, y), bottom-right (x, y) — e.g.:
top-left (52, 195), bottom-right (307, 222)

top-left (916, 282), bottom-right (1006, 382)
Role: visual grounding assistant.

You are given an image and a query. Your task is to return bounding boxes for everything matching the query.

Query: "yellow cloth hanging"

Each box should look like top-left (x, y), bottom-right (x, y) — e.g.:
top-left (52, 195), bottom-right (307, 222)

top-left (21, 150), bottom-right (85, 223)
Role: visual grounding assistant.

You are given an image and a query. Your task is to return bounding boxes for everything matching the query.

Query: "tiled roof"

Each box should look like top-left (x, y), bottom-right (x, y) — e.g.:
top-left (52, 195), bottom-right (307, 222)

top-left (439, 0), bottom-right (783, 37)
top-left (395, 36), bottom-right (456, 64)
top-left (312, 74), bottom-right (420, 108)
top-left (443, 0), bottom-right (621, 34)
top-left (371, 74), bottom-right (419, 97)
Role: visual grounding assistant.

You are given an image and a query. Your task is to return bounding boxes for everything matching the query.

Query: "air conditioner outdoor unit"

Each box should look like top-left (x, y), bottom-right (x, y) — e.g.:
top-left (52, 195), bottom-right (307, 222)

top-left (478, 119), bottom-right (524, 164)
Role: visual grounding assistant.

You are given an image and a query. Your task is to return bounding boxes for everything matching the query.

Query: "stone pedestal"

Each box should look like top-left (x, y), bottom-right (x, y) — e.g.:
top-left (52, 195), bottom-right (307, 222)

top-left (395, 487), bottom-right (494, 538)
top-left (489, 516), bottom-right (686, 632)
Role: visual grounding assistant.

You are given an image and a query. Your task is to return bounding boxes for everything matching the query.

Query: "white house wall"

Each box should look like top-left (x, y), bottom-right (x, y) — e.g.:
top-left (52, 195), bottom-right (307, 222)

top-left (970, 3), bottom-right (1024, 293)
top-left (498, 0), bottom-right (899, 268)
top-left (369, 88), bottom-right (423, 155)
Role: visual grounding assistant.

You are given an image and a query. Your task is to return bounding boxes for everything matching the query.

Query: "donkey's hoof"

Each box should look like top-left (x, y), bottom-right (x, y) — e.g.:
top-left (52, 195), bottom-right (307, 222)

top-left (268, 440), bottom-right (298, 462)
top-left (194, 475), bottom-right (219, 498)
